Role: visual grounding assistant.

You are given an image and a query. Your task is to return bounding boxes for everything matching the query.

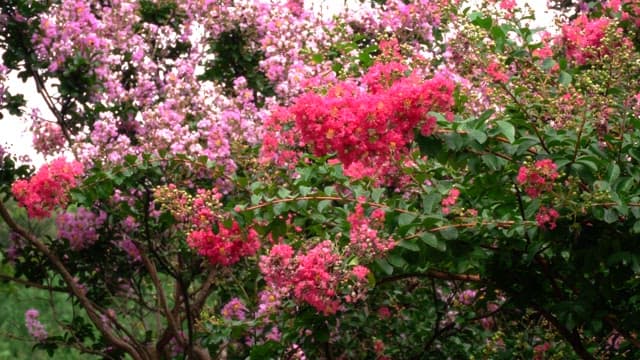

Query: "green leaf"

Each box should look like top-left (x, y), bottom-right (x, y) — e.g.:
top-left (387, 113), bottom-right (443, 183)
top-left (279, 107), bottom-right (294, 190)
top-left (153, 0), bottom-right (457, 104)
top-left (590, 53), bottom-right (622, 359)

top-left (277, 188), bottom-right (291, 198)
top-left (375, 258), bottom-right (394, 275)
top-left (607, 163), bottom-right (620, 183)
top-left (387, 254), bottom-right (407, 268)
top-left (422, 193), bottom-right (440, 214)
top-left (371, 188), bottom-right (384, 203)
top-left (491, 26), bottom-right (506, 52)
top-left (317, 200), bottom-right (332, 213)
top-left (496, 120), bottom-right (516, 143)
top-left (397, 239), bottom-right (420, 252)
top-left (604, 209), bottom-right (618, 224)
top-left (541, 57), bottom-right (557, 70)
top-left (469, 11), bottom-right (492, 30)
top-left (299, 186), bottom-right (312, 196)
top-left (420, 232), bottom-right (446, 251)
top-left (559, 71), bottom-right (572, 86)
top-left (439, 226), bottom-right (459, 241)
top-left (397, 213), bottom-right (417, 227)
top-left (468, 129), bottom-right (488, 144)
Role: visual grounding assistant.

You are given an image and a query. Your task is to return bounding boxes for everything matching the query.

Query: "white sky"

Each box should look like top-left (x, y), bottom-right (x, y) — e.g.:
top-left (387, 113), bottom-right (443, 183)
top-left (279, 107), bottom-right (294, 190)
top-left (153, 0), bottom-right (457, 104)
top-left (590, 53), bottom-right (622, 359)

top-left (0, 0), bottom-right (553, 166)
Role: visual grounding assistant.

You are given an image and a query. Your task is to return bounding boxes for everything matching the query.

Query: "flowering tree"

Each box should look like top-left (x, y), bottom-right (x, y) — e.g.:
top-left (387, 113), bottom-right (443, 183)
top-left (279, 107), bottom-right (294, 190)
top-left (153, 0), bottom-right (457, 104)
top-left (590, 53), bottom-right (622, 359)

top-left (2, 0), bottom-right (640, 358)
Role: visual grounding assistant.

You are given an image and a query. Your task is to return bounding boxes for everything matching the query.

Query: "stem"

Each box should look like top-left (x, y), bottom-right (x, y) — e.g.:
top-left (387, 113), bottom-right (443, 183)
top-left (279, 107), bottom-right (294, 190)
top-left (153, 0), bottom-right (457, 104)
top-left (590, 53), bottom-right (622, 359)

top-left (499, 82), bottom-right (551, 154)
top-left (571, 111), bottom-right (588, 165)
top-left (378, 270), bottom-right (482, 285)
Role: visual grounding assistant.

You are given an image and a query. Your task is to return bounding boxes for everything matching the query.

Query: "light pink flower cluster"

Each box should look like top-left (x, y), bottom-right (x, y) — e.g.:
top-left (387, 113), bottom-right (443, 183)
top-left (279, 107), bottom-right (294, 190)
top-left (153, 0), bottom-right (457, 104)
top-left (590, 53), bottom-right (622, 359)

top-left (516, 159), bottom-right (558, 198)
top-left (347, 203), bottom-right (395, 258)
top-left (25, 309), bottom-right (48, 342)
top-left (458, 289), bottom-right (477, 305)
top-left (259, 241), bottom-right (372, 315)
top-left (29, 0), bottom-right (346, 173)
top-left (345, 0), bottom-right (454, 45)
top-left (12, 157), bottom-right (84, 219)
top-left (56, 207), bottom-right (107, 250)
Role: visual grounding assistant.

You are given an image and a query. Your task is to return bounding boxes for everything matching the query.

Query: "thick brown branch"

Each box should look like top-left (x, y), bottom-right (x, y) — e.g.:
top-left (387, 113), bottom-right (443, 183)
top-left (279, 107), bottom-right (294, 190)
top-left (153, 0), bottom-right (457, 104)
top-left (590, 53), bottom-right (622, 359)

top-left (0, 202), bottom-right (145, 359)
top-left (139, 252), bottom-right (185, 348)
top-left (535, 306), bottom-right (595, 360)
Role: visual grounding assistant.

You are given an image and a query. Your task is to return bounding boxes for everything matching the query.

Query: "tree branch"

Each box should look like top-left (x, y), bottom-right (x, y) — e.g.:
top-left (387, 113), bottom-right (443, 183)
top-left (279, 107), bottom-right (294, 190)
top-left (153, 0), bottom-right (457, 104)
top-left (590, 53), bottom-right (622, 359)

top-left (0, 201), bottom-right (146, 359)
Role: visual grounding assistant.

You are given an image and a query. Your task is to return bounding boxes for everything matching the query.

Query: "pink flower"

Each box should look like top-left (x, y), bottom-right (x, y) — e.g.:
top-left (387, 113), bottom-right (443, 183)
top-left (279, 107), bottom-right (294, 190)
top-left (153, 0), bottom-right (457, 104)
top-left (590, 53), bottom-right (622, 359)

top-left (260, 244), bottom-right (295, 288)
top-left (500, 0), bottom-right (517, 11)
top-left (516, 159), bottom-right (558, 198)
top-left (56, 207), bottom-right (107, 250)
top-left (292, 241), bottom-right (342, 315)
top-left (352, 265), bottom-right (370, 280)
top-left (25, 309), bottom-right (48, 342)
top-left (186, 221), bottom-right (260, 266)
top-left (536, 206), bottom-right (560, 230)
top-left (347, 203), bottom-right (395, 259)
top-left (458, 289), bottom-right (477, 305)
top-left (221, 298), bottom-right (248, 320)
top-left (442, 188), bottom-right (461, 215)
top-left (377, 306), bottom-right (392, 319)
top-left (487, 62), bottom-right (509, 83)
top-left (12, 157), bottom-right (84, 219)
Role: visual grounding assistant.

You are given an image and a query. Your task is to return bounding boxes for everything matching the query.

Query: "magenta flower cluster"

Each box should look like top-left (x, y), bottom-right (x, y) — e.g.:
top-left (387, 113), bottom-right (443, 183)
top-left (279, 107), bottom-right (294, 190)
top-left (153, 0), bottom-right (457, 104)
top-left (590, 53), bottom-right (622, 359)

top-left (56, 207), bottom-right (107, 251)
top-left (25, 308), bottom-right (48, 342)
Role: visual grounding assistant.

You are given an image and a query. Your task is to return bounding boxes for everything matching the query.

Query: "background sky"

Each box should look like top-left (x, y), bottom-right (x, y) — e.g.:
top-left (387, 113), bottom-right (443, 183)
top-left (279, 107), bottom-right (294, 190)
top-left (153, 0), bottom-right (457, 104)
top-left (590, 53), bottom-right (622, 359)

top-left (0, 0), bottom-right (555, 166)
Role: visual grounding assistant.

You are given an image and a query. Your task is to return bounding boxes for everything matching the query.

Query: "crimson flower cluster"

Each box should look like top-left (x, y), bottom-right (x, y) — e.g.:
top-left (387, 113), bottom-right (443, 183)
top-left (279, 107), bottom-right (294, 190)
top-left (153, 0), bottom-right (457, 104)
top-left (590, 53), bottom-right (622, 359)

top-left (264, 58), bottom-right (455, 179)
top-left (187, 221), bottom-right (260, 266)
top-left (155, 185), bottom-right (259, 266)
top-left (12, 157), bottom-right (84, 219)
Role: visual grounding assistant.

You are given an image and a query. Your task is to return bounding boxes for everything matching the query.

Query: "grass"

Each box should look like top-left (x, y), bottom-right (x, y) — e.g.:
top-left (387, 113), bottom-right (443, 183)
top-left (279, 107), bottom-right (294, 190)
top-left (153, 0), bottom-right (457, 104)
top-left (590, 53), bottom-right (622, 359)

top-left (0, 284), bottom-right (92, 359)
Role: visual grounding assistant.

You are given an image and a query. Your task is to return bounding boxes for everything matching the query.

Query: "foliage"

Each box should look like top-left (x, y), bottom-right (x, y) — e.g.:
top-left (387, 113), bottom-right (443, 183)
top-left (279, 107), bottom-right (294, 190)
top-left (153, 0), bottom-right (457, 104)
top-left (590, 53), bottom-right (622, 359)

top-left (1, 0), bottom-right (640, 359)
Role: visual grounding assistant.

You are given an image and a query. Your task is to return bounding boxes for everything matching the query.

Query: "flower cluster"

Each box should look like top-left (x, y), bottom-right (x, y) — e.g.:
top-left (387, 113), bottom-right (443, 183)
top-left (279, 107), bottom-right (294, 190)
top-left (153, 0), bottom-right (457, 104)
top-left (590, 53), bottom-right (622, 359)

top-left (264, 58), bottom-right (455, 180)
top-left (155, 184), bottom-right (260, 266)
top-left (56, 207), bottom-right (107, 250)
top-left (221, 298), bottom-right (249, 321)
top-left (560, 14), bottom-right (628, 65)
top-left (346, 203), bottom-right (395, 258)
top-left (187, 221), bottom-right (260, 266)
top-left (12, 157), bottom-right (84, 218)
top-left (441, 188), bottom-right (461, 215)
top-left (260, 241), bottom-right (372, 315)
top-left (535, 206), bottom-right (560, 230)
top-left (516, 159), bottom-right (558, 198)
top-left (25, 309), bottom-right (47, 342)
